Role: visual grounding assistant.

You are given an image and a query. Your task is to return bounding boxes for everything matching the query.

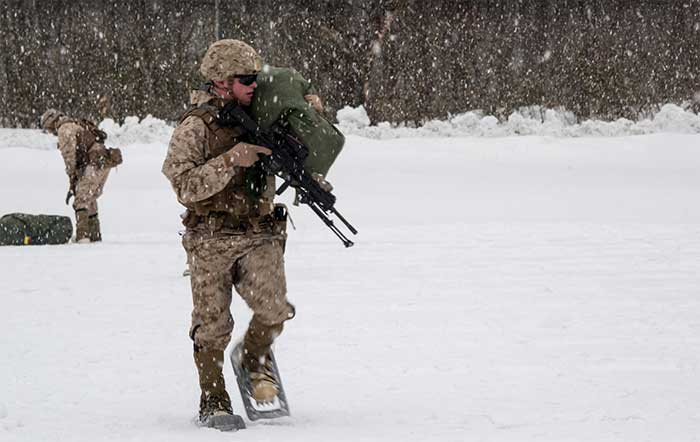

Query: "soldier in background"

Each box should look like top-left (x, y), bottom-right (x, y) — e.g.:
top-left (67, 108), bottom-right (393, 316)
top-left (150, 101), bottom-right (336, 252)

top-left (162, 39), bottom-right (295, 430)
top-left (40, 109), bottom-right (122, 243)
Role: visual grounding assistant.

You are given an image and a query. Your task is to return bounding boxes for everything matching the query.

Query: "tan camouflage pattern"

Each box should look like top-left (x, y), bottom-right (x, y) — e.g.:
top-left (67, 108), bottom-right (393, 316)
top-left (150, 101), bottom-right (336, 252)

top-left (161, 114), bottom-right (237, 206)
top-left (56, 120), bottom-right (82, 178)
top-left (73, 163), bottom-right (111, 215)
top-left (55, 120), bottom-right (113, 215)
top-left (162, 92), bottom-right (239, 206)
top-left (163, 89), bottom-right (293, 352)
top-left (162, 89), bottom-right (275, 216)
top-left (199, 39), bottom-right (263, 81)
top-left (183, 230), bottom-right (293, 351)
top-left (40, 108), bottom-right (63, 133)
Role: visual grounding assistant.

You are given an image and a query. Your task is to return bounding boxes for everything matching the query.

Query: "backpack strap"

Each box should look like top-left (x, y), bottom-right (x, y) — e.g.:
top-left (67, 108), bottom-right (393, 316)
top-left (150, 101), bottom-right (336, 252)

top-left (180, 106), bottom-right (218, 126)
top-left (80, 118), bottom-right (107, 144)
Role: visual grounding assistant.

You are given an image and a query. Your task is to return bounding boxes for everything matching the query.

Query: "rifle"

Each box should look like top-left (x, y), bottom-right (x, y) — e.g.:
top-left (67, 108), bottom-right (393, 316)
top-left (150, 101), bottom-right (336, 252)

top-left (219, 103), bottom-right (358, 247)
top-left (66, 143), bottom-right (89, 205)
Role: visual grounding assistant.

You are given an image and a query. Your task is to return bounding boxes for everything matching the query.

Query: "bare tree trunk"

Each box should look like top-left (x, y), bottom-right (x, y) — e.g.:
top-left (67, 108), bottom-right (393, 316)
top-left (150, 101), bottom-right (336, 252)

top-left (0, 10), bottom-right (7, 122)
top-left (215, 0), bottom-right (220, 40)
top-left (362, 8), bottom-right (396, 111)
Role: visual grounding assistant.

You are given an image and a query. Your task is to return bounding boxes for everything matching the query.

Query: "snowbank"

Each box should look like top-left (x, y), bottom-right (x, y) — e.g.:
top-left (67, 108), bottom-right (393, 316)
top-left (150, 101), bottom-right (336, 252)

top-left (0, 115), bottom-right (172, 151)
top-left (337, 103), bottom-right (700, 139)
top-left (99, 115), bottom-right (173, 147)
top-left (0, 128), bottom-right (55, 150)
top-left (2, 104), bottom-right (698, 150)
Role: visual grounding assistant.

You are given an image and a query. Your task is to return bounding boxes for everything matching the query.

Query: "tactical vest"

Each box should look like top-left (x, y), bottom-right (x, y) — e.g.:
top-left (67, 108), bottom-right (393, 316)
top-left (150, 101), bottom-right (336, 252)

top-left (56, 118), bottom-right (108, 171)
top-left (180, 106), bottom-right (276, 219)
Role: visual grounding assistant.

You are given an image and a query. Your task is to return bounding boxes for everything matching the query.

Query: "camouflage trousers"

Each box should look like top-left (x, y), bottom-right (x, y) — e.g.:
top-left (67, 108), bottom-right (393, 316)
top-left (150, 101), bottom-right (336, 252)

top-left (182, 229), bottom-right (294, 351)
top-left (72, 164), bottom-right (111, 216)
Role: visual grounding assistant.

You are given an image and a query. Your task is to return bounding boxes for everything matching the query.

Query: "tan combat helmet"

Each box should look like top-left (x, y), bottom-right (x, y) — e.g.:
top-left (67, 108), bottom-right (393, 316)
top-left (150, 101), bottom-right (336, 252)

top-left (200, 39), bottom-right (262, 81)
top-left (40, 108), bottom-right (64, 134)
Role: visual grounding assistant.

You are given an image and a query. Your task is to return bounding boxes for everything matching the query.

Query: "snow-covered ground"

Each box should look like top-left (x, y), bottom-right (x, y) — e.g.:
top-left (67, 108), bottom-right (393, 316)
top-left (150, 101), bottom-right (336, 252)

top-left (1, 112), bottom-right (700, 441)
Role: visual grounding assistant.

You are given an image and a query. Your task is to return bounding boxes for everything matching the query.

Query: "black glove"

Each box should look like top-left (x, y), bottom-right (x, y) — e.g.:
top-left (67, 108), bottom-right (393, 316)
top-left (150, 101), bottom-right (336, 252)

top-left (65, 189), bottom-right (74, 205)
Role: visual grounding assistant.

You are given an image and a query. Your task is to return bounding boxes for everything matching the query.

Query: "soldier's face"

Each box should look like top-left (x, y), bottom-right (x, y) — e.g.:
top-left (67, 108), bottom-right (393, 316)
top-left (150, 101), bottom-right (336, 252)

top-left (212, 78), bottom-right (236, 100)
top-left (212, 77), bottom-right (257, 105)
top-left (231, 77), bottom-right (257, 105)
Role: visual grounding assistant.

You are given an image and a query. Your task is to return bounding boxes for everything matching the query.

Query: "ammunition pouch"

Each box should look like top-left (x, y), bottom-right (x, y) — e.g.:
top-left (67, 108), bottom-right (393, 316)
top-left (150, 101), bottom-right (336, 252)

top-left (107, 148), bottom-right (123, 167)
top-left (87, 145), bottom-right (110, 168)
top-left (87, 145), bottom-right (122, 169)
top-left (182, 203), bottom-right (288, 237)
top-left (182, 211), bottom-right (274, 234)
top-left (272, 203), bottom-right (287, 236)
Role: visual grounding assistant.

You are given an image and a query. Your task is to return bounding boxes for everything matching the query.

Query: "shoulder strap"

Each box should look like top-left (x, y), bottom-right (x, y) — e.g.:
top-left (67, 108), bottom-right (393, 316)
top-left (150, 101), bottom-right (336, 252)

top-left (180, 106), bottom-right (218, 126)
top-left (80, 119), bottom-right (107, 143)
top-left (57, 118), bottom-right (106, 145)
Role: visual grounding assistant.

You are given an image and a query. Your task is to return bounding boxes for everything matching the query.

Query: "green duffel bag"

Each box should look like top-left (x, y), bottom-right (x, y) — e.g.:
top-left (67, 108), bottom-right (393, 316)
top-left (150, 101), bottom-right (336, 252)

top-left (0, 213), bottom-right (73, 246)
top-left (250, 66), bottom-right (345, 177)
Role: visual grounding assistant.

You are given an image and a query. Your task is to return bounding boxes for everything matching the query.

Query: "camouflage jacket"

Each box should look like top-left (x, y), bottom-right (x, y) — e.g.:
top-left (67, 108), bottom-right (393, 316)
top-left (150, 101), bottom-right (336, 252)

top-left (55, 117), bottom-right (109, 179)
top-left (162, 90), bottom-right (276, 224)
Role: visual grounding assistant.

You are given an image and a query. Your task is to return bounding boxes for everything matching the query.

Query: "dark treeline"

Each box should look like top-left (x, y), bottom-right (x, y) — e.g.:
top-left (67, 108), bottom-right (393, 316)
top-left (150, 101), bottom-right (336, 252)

top-left (1, 0), bottom-right (699, 127)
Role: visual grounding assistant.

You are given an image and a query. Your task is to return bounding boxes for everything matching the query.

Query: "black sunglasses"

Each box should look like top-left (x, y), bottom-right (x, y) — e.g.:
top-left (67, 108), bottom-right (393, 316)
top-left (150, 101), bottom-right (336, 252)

top-left (235, 74), bottom-right (258, 86)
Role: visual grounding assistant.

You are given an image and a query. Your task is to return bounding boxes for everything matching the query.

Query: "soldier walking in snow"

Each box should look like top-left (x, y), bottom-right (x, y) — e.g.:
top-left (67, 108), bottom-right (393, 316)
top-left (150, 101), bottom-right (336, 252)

top-left (162, 39), bottom-right (296, 431)
top-left (40, 109), bottom-right (122, 243)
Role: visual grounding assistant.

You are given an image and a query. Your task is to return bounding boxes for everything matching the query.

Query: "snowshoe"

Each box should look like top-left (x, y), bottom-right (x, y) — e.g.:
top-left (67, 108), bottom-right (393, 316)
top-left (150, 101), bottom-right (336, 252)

top-left (230, 342), bottom-right (290, 420)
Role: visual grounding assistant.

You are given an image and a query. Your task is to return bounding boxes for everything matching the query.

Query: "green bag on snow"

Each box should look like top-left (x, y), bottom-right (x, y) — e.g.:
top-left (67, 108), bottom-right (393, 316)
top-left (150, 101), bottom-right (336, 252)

top-left (250, 66), bottom-right (345, 177)
top-left (0, 213), bottom-right (73, 246)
